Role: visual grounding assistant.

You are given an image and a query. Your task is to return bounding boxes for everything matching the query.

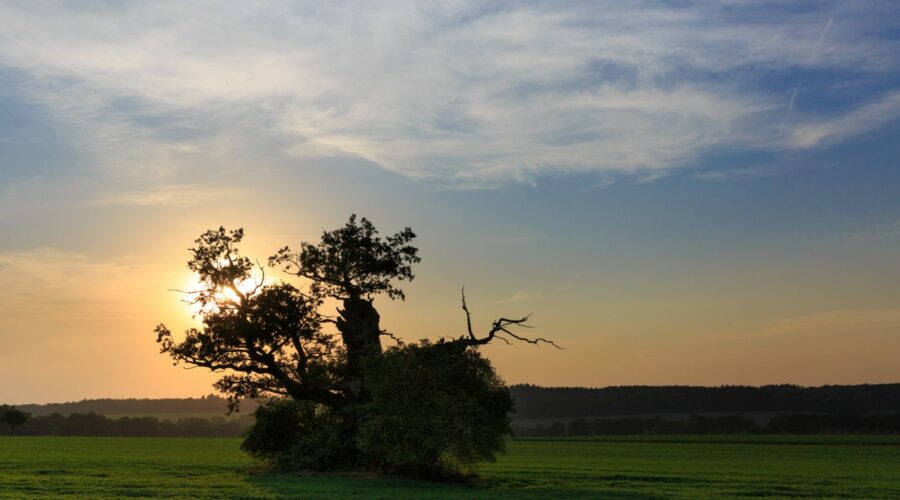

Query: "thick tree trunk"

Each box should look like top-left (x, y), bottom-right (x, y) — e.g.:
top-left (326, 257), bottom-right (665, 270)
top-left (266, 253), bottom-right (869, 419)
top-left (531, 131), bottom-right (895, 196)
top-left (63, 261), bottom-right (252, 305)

top-left (333, 293), bottom-right (382, 467)
top-left (335, 293), bottom-right (383, 400)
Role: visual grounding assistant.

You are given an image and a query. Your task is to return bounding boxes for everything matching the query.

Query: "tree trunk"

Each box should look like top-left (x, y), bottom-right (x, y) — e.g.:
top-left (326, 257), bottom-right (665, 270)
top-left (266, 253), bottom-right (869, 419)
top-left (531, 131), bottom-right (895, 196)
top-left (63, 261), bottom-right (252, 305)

top-left (335, 293), bottom-right (383, 400)
top-left (333, 293), bottom-right (382, 467)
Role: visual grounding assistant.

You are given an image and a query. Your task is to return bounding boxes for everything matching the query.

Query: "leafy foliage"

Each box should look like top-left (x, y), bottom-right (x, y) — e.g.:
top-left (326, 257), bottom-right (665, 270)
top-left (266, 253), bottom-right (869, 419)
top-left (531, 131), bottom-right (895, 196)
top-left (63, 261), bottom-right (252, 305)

top-left (242, 399), bottom-right (355, 471)
top-left (155, 228), bottom-right (340, 411)
top-left (358, 342), bottom-right (513, 478)
top-left (243, 343), bottom-right (513, 478)
top-left (269, 214), bottom-right (420, 300)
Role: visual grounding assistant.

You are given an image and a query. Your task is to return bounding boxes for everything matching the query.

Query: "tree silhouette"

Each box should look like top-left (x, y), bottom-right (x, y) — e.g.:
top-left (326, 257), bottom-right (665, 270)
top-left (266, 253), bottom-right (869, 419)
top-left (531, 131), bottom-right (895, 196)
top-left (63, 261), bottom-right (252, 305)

top-left (155, 215), bottom-right (557, 476)
top-left (1, 408), bottom-right (29, 435)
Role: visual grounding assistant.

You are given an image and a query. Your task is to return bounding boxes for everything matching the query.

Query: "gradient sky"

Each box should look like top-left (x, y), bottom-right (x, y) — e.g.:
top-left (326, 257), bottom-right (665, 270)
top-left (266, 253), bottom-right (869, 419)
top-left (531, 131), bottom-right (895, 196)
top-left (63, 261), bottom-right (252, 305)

top-left (2, 1), bottom-right (899, 404)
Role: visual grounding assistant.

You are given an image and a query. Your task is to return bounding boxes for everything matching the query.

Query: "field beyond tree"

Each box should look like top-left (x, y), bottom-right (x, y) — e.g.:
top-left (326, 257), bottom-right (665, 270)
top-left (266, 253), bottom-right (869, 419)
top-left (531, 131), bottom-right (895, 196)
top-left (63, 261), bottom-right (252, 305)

top-left (2, 436), bottom-right (899, 499)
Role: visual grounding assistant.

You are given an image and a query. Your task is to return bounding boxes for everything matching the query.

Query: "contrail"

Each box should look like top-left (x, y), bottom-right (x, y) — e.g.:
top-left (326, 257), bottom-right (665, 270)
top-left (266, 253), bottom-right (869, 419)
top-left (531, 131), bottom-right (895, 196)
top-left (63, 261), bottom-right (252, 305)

top-left (780, 10), bottom-right (834, 138)
top-left (817, 10), bottom-right (835, 47)
top-left (779, 83), bottom-right (799, 136)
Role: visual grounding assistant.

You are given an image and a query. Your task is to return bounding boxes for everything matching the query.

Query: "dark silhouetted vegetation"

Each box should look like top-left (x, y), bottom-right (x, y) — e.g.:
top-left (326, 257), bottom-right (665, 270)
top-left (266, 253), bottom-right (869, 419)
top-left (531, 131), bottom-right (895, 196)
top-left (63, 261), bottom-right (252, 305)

top-left (13, 395), bottom-right (258, 417)
top-left (509, 384), bottom-right (900, 436)
top-left (513, 412), bottom-right (900, 436)
top-left (155, 215), bottom-right (554, 477)
top-left (9, 383), bottom-right (900, 439)
top-left (0, 407), bottom-right (29, 434)
top-left (765, 412), bottom-right (900, 434)
top-left (243, 342), bottom-right (514, 478)
top-left (509, 384), bottom-right (900, 419)
top-left (355, 342), bottom-right (513, 478)
top-left (0, 411), bottom-right (250, 437)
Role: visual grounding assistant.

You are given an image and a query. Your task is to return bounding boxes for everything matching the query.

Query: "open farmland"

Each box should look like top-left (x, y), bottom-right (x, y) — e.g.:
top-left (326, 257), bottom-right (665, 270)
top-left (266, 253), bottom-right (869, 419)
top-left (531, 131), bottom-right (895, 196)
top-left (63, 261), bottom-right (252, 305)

top-left (1, 436), bottom-right (899, 498)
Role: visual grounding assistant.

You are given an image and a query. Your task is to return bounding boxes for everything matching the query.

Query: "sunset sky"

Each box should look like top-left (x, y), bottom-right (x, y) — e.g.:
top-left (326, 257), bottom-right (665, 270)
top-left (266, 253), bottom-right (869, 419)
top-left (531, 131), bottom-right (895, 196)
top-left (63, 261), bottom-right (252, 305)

top-left (2, 1), bottom-right (899, 404)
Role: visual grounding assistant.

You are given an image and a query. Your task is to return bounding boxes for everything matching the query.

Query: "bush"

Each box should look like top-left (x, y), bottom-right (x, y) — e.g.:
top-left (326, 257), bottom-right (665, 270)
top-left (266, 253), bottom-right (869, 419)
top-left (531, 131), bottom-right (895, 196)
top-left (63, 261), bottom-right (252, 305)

top-left (241, 342), bottom-right (514, 478)
top-left (358, 342), bottom-right (514, 478)
top-left (241, 399), bottom-right (355, 471)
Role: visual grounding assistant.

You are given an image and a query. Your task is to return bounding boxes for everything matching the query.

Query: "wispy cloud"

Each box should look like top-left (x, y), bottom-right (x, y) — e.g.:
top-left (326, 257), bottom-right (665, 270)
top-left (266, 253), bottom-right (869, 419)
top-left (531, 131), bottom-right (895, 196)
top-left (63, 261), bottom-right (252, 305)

top-left (0, 249), bottom-right (140, 333)
top-left (1, 1), bottom-right (898, 187)
top-left (497, 289), bottom-right (543, 304)
top-left (785, 90), bottom-right (900, 148)
top-left (778, 83), bottom-right (800, 136)
top-left (816, 10), bottom-right (836, 48)
top-left (692, 307), bottom-right (900, 343)
top-left (88, 184), bottom-right (242, 207)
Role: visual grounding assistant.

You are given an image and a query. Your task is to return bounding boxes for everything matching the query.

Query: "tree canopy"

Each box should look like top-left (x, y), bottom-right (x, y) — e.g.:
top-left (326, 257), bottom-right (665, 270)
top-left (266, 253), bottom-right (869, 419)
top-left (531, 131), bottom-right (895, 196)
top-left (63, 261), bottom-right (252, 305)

top-left (1, 408), bottom-right (29, 435)
top-left (155, 214), bottom-right (557, 477)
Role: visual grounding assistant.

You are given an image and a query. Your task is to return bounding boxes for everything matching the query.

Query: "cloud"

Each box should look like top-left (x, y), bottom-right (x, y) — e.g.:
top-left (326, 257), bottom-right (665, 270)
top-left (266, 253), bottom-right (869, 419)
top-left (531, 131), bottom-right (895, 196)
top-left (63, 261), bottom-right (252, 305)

top-left (693, 165), bottom-right (780, 182)
top-left (785, 91), bottom-right (900, 148)
top-left (498, 289), bottom-right (543, 304)
top-left (778, 84), bottom-right (799, 136)
top-left (88, 184), bottom-right (242, 207)
top-left (694, 307), bottom-right (900, 343)
top-left (1, 1), bottom-right (898, 186)
top-left (0, 249), bottom-right (142, 337)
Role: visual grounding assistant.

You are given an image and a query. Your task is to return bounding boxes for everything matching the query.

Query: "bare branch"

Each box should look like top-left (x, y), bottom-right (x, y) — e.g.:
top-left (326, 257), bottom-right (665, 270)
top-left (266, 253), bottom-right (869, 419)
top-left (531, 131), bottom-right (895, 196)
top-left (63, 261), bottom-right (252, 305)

top-left (453, 288), bottom-right (563, 349)
top-left (379, 329), bottom-right (405, 346)
top-left (497, 326), bottom-right (563, 349)
top-left (461, 287), bottom-right (475, 340)
top-left (249, 259), bottom-right (266, 296)
top-left (490, 333), bottom-right (513, 345)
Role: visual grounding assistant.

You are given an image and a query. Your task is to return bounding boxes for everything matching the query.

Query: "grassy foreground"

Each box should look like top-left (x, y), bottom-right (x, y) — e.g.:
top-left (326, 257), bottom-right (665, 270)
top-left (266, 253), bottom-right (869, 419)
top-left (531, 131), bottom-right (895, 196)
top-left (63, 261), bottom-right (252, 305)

top-left (1, 435), bottom-right (899, 498)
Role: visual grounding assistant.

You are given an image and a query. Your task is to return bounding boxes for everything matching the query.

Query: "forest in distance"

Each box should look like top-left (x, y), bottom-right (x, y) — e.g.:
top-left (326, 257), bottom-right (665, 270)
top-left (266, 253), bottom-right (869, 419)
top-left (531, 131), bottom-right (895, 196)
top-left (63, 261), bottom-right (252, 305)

top-left (13, 383), bottom-right (900, 418)
top-left (6, 408), bottom-right (900, 438)
top-left (6, 383), bottom-right (900, 438)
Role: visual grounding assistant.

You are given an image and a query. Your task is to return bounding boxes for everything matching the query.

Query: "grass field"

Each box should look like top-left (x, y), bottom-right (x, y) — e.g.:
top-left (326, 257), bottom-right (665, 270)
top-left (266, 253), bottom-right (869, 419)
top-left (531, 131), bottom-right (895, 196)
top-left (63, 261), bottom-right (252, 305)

top-left (1, 435), bottom-right (899, 498)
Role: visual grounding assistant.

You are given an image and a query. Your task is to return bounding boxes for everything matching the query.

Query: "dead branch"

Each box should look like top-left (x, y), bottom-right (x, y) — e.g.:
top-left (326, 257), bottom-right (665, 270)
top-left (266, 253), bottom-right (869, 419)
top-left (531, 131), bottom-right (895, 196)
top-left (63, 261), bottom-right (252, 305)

top-left (379, 329), bottom-right (405, 346)
top-left (456, 287), bottom-right (562, 349)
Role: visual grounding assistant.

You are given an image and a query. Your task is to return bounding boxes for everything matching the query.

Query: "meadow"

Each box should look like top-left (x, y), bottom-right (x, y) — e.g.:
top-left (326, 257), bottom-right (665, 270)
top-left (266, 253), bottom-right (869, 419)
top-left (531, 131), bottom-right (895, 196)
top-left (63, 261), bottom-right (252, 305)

top-left (1, 435), bottom-right (899, 498)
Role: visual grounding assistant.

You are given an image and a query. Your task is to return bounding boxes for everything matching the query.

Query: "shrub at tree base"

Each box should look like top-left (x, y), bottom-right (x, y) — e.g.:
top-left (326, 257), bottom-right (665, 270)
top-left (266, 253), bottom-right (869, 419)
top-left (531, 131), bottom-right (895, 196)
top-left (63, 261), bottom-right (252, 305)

top-left (243, 343), bottom-right (513, 478)
top-left (242, 399), bottom-right (356, 472)
top-left (359, 342), bottom-right (513, 478)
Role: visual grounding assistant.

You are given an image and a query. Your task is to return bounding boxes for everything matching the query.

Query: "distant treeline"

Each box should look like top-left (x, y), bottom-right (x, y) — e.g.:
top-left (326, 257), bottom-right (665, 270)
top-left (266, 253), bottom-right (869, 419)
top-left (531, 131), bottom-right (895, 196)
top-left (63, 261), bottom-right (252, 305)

top-left (7, 383), bottom-right (900, 435)
top-left (513, 413), bottom-right (900, 437)
top-left (15, 395), bottom-right (258, 417)
top-left (509, 384), bottom-right (900, 419)
top-left (7, 410), bottom-right (900, 438)
top-left (0, 412), bottom-right (252, 437)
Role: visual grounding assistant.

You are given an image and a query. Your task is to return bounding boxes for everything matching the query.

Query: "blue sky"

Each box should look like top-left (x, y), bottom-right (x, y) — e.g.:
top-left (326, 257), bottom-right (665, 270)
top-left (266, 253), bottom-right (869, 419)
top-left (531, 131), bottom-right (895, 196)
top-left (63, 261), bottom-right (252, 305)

top-left (1, 1), bottom-right (899, 402)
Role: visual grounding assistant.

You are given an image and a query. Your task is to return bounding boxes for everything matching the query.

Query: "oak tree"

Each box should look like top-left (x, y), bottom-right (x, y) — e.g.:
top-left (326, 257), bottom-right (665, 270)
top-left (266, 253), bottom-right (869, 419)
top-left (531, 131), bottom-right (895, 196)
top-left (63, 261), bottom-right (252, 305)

top-left (155, 215), bottom-right (558, 476)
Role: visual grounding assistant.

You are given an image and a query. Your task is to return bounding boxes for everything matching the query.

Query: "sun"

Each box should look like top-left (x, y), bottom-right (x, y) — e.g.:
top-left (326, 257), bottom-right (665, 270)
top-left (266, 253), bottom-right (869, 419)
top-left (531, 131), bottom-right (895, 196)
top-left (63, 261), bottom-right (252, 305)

top-left (219, 285), bottom-right (244, 303)
top-left (180, 265), bottom-right (265, 315)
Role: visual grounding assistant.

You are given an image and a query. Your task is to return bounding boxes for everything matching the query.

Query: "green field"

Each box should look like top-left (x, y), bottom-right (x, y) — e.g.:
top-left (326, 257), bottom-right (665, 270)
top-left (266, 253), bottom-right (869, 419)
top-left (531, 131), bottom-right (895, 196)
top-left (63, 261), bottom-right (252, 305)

top-left (1, 436), bottom-right (899, 498)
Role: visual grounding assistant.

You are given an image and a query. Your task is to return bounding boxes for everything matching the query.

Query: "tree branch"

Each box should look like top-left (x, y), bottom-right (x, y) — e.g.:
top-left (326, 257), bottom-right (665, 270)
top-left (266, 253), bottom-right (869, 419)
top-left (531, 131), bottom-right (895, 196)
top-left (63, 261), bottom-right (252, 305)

top-left (454, 288), bottom-right (563, 349)
top-left (380, 329), bottom-right (405, 346)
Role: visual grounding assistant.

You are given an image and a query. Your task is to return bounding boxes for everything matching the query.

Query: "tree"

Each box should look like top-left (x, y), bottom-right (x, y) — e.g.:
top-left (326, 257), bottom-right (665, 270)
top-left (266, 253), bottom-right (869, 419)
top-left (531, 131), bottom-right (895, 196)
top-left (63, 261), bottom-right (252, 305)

top-left (155, 214), bottom-right (558, 476)
top-left (1, 408), bottom-right (29, 435)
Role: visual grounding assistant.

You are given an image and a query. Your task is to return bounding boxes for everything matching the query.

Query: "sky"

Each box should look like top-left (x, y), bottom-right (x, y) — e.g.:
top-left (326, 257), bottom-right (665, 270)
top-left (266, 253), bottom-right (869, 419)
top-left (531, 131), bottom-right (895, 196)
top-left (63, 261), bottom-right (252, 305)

top-left (1, 1), bottom-right (899, 404)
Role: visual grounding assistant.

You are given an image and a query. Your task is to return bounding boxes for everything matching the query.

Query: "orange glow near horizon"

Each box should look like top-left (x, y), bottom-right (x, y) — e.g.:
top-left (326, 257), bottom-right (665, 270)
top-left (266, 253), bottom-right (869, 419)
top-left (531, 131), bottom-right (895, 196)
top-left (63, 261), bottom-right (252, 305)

top-left (1, 210), bottom-right (899, 406)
